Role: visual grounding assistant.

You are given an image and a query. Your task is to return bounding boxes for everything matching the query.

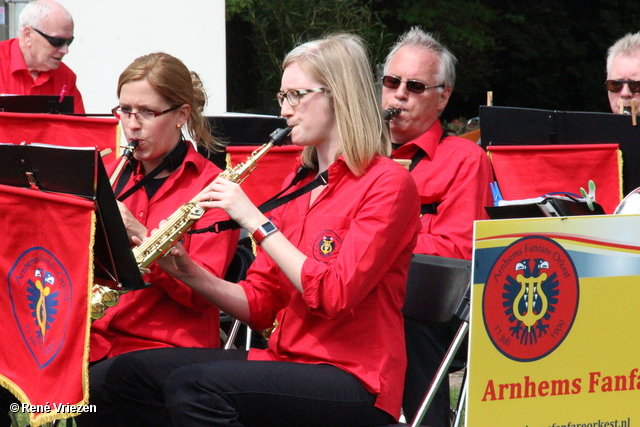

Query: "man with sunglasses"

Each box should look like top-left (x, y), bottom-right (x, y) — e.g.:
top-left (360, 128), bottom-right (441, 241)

top-left (381, 27), bottom-right (493, 427)
top-left (0, 0), bottom-right (84, 114)
top-left (606, 32), bottom-right (640, 115)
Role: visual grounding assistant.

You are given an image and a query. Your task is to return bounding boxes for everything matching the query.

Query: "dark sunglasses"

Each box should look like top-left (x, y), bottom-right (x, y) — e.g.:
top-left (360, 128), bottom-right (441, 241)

top-left (32, 27), bottom-right (74, 48)
top-left (382, 75), bottom-right (444, 94)
top-left (605, 79), bottom-right (640, 94)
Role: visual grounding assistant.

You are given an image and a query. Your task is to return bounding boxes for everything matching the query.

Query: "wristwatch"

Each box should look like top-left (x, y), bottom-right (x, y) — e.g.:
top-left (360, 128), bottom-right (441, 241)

top-left (252, 220), bottom-right (278, 245)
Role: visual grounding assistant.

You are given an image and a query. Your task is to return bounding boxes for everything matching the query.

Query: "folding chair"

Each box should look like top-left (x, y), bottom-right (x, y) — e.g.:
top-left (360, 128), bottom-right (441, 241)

top-left (387, 254), bottom-right (472, 427)
top-left (220, 243), bottom-right (255, 350)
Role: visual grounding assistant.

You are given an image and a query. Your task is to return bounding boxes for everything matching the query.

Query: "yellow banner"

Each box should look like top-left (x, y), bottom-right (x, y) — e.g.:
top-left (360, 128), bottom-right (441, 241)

top-left (468, 214), bottom-right (640, 427)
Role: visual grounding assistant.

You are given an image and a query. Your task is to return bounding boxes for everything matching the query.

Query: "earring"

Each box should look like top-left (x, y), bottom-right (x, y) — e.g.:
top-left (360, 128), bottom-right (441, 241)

top-left (177, 123), bottom-right (183, 128)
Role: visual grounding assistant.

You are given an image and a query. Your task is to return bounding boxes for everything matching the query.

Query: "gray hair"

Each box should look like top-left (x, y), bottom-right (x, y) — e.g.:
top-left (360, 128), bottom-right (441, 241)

top-left (19, 1), bottom-right (73, 32)
top-left (607, 32), bottom-right (640, 77)
top-left (383, 26), bottom-right (457, 90)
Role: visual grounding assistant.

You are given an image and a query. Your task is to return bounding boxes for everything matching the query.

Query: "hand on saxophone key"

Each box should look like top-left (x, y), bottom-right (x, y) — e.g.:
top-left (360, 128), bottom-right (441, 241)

top-left (195, 176), bottom-right (265, 232)
top-left (148, 220), bottom-right (193, 276)
top-left (117, 200), bottom-right (149, 245)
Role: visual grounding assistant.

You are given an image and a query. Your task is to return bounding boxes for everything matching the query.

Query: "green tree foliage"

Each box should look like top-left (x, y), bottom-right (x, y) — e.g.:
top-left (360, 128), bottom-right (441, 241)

top-left (227, 0), bottom-right (392, 113)
top-left (380, 0), bottom-right (498, 119)
top-left (226, 0), bottom-right (640, 118)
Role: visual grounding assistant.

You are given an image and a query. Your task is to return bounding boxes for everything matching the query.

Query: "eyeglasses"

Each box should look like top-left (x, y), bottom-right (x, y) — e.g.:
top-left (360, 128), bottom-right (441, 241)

top-left (32, 27), bottom-right (74, 48)
top-left (277, 88), bottom-right (327, 107)
top-left (111, 105), bottom-right (180, 122)
top-left (382, 75), bottom-right (444, 94)
top-left (605, 80), bottom-right (640, 94)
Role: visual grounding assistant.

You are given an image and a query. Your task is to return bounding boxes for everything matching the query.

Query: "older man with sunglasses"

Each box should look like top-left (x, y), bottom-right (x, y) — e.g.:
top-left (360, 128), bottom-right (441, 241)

top-left (606, 32), bottom-right (640, 115)
top-left (0, 0), bottom-right (84, 113)
top-left (381, 27), bottom-right (493, 427)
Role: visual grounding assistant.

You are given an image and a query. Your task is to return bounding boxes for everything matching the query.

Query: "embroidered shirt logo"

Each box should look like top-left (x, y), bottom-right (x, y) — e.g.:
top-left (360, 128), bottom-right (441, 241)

top-left (313, 230), bottom-right (342, 262)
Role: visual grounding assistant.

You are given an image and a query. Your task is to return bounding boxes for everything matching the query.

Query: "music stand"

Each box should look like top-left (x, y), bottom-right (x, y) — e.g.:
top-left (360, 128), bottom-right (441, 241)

top-left (0, 95), bottom-right (74, 114)
top-left (479, 105), bottom-right (640, 196)
top-left (0, 143), bottom-right (145, 291)
top-left (201, 114), bottom-right (288, 170)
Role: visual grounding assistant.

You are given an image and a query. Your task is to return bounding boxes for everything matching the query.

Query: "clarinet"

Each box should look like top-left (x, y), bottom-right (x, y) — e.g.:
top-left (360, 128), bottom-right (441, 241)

top-left (383, 107), bottom-right (400, 121)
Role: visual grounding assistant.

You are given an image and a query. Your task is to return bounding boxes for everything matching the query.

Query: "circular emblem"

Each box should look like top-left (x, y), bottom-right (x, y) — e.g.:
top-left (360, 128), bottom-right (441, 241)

top-left (312, 230), bottom-right (342, 262)
top-left (483, 236), bottom-right (579, 362)
top-left (7, 247), bottom-right (72, 368)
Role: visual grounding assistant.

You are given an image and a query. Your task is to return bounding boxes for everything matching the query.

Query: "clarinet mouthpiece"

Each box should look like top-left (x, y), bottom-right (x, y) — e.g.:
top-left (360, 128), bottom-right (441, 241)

top-left (383, 108), bottom-right (400, 121)
top-left (269, 127), bottom-right (293, 146)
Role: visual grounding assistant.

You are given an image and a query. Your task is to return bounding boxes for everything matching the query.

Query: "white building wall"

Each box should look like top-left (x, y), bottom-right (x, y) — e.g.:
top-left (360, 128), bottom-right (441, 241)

top-left (55, 0), bottom-right (226, 115)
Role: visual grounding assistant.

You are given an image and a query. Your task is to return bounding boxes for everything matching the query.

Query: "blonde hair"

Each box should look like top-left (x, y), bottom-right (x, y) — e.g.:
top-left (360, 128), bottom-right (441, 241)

top-left (117, 52), bottom-right (224, 153)
top-left (283, 33), bottom-right (389, 175)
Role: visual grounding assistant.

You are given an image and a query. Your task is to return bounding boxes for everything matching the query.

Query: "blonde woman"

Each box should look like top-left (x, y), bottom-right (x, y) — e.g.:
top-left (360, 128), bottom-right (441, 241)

top-left (97, 35), bottom-right (420, 427)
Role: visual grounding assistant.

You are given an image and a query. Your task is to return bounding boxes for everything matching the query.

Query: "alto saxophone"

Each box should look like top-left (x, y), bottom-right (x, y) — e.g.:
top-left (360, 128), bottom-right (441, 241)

top-left (90, 126), bottom-right (293, 320)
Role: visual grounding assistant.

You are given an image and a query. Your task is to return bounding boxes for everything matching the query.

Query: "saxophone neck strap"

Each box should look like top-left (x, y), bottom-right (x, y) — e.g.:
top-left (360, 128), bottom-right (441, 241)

top-left (115, 138), bottom-right (188, 202)
top-left (189, 167), bottom-right (328, 235)
top-left (408, 131), bottom-right (446, 215)
top-left (407, 131), bottom-right (447, 172)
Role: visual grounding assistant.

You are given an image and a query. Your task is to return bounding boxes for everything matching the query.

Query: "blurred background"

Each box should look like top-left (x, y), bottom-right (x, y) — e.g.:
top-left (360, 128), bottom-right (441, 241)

top-left (226, 0), bottom-right (640, 126)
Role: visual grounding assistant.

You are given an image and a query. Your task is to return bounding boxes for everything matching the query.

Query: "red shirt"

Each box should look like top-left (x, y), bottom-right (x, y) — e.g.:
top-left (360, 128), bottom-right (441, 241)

top-left (241, 155), bottom-right (420, 420)
top-left (0, 38), bottom-right (85, 114)
top-left (90, 142), bottom-right (239, 361)
top-left (392, 120), bottom-right (494, 259)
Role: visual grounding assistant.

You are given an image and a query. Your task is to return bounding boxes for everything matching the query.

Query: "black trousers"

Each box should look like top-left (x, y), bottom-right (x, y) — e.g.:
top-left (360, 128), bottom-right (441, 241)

top-left (75, 356), bottom-right (119, 427)
top-left (402, 317), bottom-right (464, 427)
top-left (82, 347), bottom-right (394, 427)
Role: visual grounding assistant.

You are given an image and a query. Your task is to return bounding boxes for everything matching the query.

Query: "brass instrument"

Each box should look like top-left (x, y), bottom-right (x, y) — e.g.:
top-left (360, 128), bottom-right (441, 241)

top-left (384, 107), bottom-right (411, 169)
top-left (109, 140), bottom-right (138, 186)
top-left (90, 127), bottom-right (293, 320)
top-left (90, 141), bottom-right (138, 319)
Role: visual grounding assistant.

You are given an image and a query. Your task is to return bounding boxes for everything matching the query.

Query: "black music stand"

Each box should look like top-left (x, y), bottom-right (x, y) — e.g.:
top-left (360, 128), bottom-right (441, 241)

top-left (0, 95), bottom-right (74, 114)
top-left (479, 105), bottom-right (640, 196)
top-left (201, 114), bottom-right (288, 170)
top-left (0, 143), bottom-right (146, 291)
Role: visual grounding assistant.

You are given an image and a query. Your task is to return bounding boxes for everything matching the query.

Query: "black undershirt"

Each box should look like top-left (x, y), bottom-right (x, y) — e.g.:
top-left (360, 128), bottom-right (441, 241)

top-left (144, 176), bottom-right (168, 199)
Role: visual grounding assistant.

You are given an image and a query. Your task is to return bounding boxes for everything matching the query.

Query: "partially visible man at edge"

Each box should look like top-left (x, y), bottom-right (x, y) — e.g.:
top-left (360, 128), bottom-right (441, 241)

top-left (0, 0), bottom-right (85, 114)
top-left (606, 32), bottom-right (640, 115)
top-left (381, 27), bottom-right (494, 427)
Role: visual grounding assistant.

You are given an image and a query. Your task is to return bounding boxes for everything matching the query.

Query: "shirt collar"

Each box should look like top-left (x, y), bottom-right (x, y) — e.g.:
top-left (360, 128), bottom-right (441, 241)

top-left (9, 38), bottom-right (28, 75)
top-left (392, 119), bottom-right (444, 161)
top-left (131, 141), bottom-right (199, 178)
top-left (294, 155), bottom-right (349, 186)
top-left (10, 38), bottom-right (51, 83)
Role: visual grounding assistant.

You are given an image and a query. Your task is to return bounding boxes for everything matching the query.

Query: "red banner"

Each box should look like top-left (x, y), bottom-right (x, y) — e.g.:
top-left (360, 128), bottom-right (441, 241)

top-left (227, 145), bottom-right (303, 210)
top-left (0, 184), bottom-right (93, 426)
top-left (0, 112), bottom-right (119, 165)
top-left (488, 144), bottom-right (623, 214)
